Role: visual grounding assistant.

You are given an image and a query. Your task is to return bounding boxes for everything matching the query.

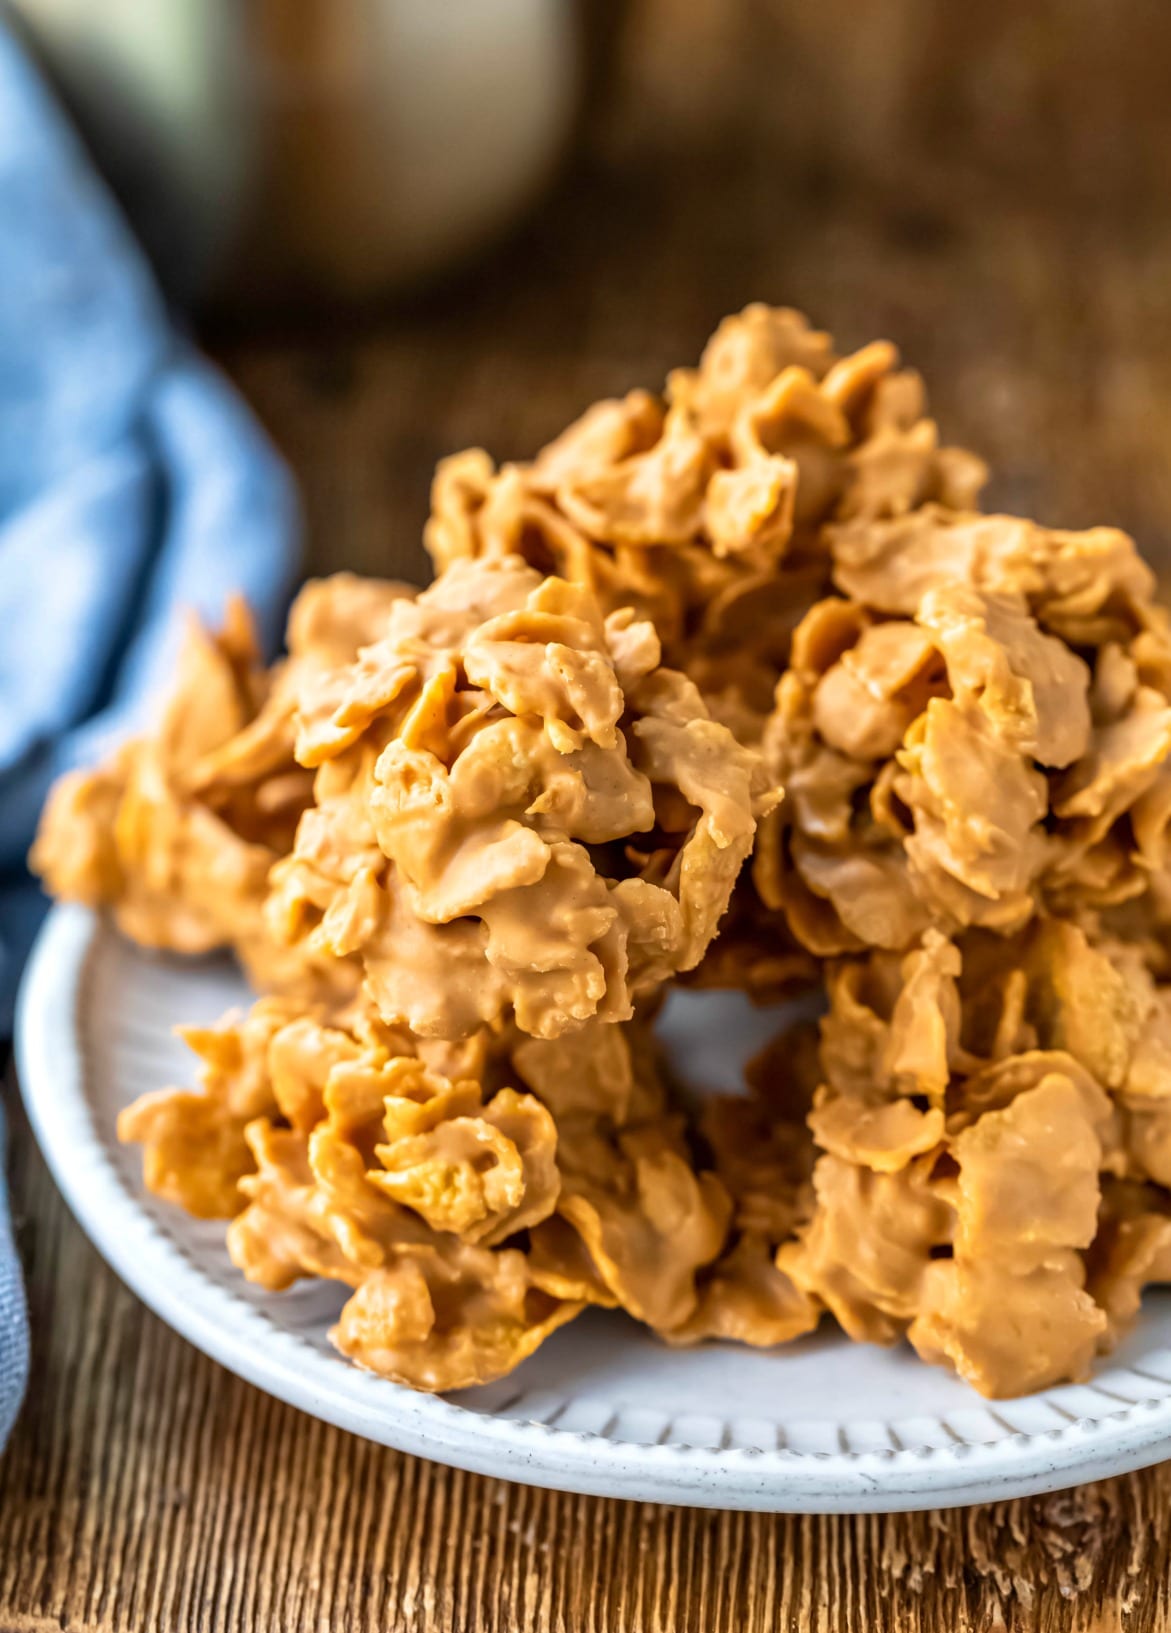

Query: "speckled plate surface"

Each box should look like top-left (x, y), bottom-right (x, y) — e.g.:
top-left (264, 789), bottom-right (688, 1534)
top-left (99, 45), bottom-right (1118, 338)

top-left (17, 903), bottom-right (1171, 1512)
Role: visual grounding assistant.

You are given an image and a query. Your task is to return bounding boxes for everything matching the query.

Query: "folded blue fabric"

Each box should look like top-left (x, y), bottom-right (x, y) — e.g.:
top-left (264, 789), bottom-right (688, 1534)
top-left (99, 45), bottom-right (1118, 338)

top-left (0, 24), bottom-right (302, 1450)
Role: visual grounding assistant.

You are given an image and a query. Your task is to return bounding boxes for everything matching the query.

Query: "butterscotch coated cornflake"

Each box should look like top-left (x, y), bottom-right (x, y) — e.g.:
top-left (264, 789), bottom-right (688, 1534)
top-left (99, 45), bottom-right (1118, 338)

top-left (272, 555), bottom-right (774, 1039)
top-left (39, 303), bottom-right (1171, 1401)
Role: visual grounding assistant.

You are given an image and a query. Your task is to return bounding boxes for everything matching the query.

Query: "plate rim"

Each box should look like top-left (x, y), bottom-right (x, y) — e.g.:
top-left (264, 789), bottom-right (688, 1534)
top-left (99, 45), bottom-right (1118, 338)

top-left (16, 902), bottom-right (1171, 1513)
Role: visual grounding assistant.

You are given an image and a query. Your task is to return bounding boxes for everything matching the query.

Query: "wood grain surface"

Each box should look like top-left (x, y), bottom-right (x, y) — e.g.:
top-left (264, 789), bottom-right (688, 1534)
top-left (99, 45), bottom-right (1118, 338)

top-left (8, 2), bottom-right (1171, 1627)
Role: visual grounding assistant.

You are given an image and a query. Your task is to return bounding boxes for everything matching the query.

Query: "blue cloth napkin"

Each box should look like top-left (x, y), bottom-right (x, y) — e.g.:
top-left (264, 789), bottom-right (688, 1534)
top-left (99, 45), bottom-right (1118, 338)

top-left (0, 24), bottom-right (302, 1450)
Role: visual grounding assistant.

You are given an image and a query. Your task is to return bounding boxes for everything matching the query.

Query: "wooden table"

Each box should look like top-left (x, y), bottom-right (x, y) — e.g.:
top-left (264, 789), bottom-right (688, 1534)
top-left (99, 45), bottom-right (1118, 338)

top-left (8, 2), bottom-right (1171, 1626)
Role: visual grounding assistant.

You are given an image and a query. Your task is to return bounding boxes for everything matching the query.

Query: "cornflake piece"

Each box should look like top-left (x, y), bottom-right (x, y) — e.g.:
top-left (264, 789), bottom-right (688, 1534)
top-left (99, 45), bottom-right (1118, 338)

top-left (117, 996), bottom-right (300, 1218)
top-left (549, 1115), bottom-right (732, 1331)
top-left (1089, 1179), bottom-right (1171, 1341)
top-left (909, 1256), bottom-right (1107, 1398)
top-left (779, 1153), bottom-right (953, 1345)
top-left (333, 1243), bottom-right (582, 1393)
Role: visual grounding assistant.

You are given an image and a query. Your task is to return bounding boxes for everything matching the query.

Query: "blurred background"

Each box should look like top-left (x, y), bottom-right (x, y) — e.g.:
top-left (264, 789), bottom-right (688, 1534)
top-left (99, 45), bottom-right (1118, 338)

top-left (15, 0), bottom-right (1171, 582)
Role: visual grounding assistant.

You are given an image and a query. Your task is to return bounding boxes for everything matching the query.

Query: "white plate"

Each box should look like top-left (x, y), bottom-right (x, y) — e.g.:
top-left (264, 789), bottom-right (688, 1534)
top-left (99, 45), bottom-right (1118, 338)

top-left (17, 904), bottom-right (1171, 1512)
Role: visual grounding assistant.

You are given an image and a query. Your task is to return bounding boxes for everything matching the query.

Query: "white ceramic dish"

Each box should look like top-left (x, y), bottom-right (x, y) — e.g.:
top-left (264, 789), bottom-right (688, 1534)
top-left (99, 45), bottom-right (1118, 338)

top-left (17, 903), bottom-right (1171, 1512)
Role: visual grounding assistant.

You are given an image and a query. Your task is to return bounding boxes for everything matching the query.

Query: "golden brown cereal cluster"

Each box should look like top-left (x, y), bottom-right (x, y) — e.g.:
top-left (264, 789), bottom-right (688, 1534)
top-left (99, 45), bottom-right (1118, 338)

top-left (776, 922), bottom-right (1171, 1396)
top-left (33, 305), bottom-right (1171, 1399)
top-left (426, 305), bottom-right (986, 742)
top-left (755, 508), bottom-right (1171, 963)
top-left (118, 997), bottom-right (759, 1390)
top-left (267, 555), bottom-right (774, 1039)
top-left (33, 575), bottom-right (412, 1006)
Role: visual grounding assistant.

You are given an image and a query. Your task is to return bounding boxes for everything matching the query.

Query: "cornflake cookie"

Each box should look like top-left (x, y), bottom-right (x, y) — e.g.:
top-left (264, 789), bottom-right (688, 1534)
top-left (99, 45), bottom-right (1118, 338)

top-left (32, 575), bottom-right (411, 1005)
top-left (269, 555), bottom-right (775, 1040)
top-left (756, 514), bottom-right (1171, 960)
top-left (425, 305), bottom-right (986, 742)
top-left (117, 996), bottom-right (751, 1388)
top-left (775, 921), bottom-right (1171, 1396)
